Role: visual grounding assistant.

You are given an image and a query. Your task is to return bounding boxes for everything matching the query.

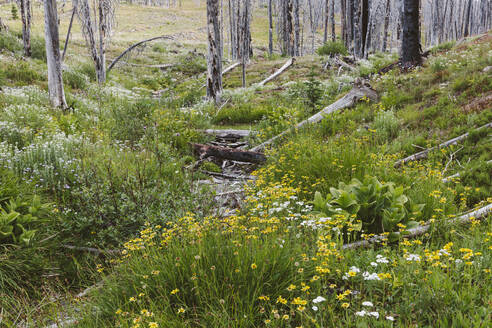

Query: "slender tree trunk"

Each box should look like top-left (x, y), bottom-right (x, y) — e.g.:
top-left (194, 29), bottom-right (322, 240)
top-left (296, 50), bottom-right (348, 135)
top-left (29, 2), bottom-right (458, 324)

top-left (382, 0), bottom-right (390, 52)
top-left (62, 6), bottom-right (77, 63)
top-left (206, 0), bottom-right (222, 103)
top-left (43, 0), bottom-right (67, 108)
top-left (293, 0), bottom-right (300, 55)
top-left (401, 0), bottom-right (422, 67)
top-left (330, 0), bottom-right (335, 41)
top-left (20, 0), bottom-right (31, 57)
top-left (463, 0), bottom-right (472, 37)
top-left (268, 0), bottom-right (273, 55)
top-left (97, 1), bottom-right (107, 83)
top-left (323, 0), bottom-right (329, 43)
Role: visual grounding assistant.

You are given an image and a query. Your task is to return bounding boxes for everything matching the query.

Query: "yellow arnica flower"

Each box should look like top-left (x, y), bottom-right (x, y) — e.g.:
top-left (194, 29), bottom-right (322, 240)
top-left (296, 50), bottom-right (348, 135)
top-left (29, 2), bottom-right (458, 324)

top-left (282, 314), bottom-right (289, 320)
top-left (341, 302), bottom-right (350, 308)
top-left (276, 296), bottom-right (287, 304)
top-left (251, 263), bottom-right (257, 269)
top-left (148, 323), bottom-right (159, 328)
top-left (177, 307), bottom-right (185, 314)
top-left (170, 288), bottom-right (179, 295)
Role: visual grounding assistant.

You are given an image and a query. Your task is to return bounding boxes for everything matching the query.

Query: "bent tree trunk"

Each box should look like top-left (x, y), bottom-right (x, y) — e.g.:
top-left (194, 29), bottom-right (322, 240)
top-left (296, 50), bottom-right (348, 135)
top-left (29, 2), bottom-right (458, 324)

top-left (401, 0), bottom-right (422, 67)
top-left (207, 0), bottom-right (223, 104)
top-left (44, 0), bottom-right (67, 109)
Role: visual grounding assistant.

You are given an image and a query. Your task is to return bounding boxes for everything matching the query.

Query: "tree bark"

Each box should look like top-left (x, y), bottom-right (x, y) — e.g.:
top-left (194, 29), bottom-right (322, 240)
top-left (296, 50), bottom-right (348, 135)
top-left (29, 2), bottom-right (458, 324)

top-left (62, 6), bottom-right (77, 63)
top-left (258, 57), bottom-right (295, 86)
top-left (192, 143), bottom-right (266, 164)
top-left (323, 0), bottom-right (329, 43)
top-left (382, 0), bottom-right (391, 52)
top-left (44, 0), bottom-right (67, 109)
top-left (330, 0), bottom-right (335, 41)
top-left (268, 0), bottom-right (273, 55)
top-left (206, 0), bottom-right (223, 104)
top-left (19, 0), bottom-right (31, 57)
top-left (401, 0), bottom-right (422, 67)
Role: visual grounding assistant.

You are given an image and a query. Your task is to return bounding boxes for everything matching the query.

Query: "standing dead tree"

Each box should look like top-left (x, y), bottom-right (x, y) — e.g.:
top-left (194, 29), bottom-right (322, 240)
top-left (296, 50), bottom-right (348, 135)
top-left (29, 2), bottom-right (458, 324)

top-left (207, 0), bottom-right (223, 104)
top-left (19, 0), bottom-right (31, 57)
top-left (43, 0), bottom-right (67, 108)
top-left (401, 0), bottom-right (421, 67)
top-left (76, 0), bottom-right (116, 84)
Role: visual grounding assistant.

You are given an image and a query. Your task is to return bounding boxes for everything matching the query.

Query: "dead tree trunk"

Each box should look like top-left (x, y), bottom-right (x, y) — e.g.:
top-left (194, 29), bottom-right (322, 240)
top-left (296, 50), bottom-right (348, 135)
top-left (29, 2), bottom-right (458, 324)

top-left (330, 0), bottom-right (335, 41)
top-left (43, 0), bottom-right (67, 109)
top-left (62, 5), bottom-right (77, 63)
top-left (207, 0), bottom-right (223, 103)
top-left (382, 0), bottom-right (391, 52)
top-left (268, 0), bottom-right (273, 55)
top-left (401, 0), bottom-right (422, 67)
top-left (463, 0), bottom-right (472, 37)
top-left (19, 0), bottom-right (31, 57)
top-left (323, 0), bottom-right (329, 43)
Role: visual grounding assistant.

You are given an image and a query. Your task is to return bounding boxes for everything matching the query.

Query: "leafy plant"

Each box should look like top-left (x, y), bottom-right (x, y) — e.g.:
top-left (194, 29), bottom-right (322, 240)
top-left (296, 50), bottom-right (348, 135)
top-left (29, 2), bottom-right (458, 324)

top-left (11, 4), bottom-right (18, 20)
top-left (313, 176), bottom-right (424, 236)
top-left (317, 40), bottom-right (348, 56)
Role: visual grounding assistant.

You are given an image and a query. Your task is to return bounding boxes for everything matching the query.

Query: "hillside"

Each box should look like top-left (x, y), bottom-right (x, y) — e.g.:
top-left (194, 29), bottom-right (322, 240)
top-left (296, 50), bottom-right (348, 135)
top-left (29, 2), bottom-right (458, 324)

top-left (0, 2), bottom-right (491, 327)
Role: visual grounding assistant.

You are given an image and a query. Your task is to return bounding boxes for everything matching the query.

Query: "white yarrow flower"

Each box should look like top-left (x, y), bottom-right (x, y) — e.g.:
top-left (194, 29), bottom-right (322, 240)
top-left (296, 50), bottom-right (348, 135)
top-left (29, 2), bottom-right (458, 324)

top-left (369, 312), bottom-right (379, 319)
top-left (312, 306), bottom-right (318, 311)
top-left (313, 296), bottom-right (326, 303)
top-left (355, 310), bottom-right (367, 317)
top-left (386, 316), bottom-right (395, 321)
top-left (362, 301), bottom-right (373, 307)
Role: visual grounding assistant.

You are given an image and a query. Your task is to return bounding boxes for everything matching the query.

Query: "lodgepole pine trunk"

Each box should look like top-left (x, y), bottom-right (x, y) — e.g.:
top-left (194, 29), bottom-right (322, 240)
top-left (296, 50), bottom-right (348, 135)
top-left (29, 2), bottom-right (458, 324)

top-left (382, 0), bottom-right (390, 52)
top-left (330, 0), bottom-right (335, 41)
top-left (206, 0), bottom-right (223, 103)
top-left (20, 0), bottom-right (31, 57)
top-left (401, 0), bottom-right (422, 67)
top-left (44, 0), bottom-right (67, 109)
top-left (323, 0), bottom-right (329, 43)
top-left (268, 0), bottom-right (273, 55)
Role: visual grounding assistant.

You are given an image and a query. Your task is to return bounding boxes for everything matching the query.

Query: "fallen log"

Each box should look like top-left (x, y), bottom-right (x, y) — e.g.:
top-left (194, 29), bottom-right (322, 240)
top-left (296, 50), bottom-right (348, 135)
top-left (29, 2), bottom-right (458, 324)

top-left (324, 56), bottom-right (357, 71)
top-left (250, 83), bottom-right (378, 152)
top-left (200, 170), bottom-right (256, 181)
top-left (201, 129), bottom-right (255, 139)
top-left (258, 57), bottom-right (295, 86)
top-left (62, 244), bottom-right (120, 256)
top-left (343, 203), bottom-right (492, 250)
top-left (442, 159), bottom-right (492, 183)
top-left (192, 143), bottom-right (267, 164)
top-left (107, 35), bottom-right (173, 73)
top-left (395, 122), bottom-right (492, 168)
top-left (222, 61), bottom-right (241, 76)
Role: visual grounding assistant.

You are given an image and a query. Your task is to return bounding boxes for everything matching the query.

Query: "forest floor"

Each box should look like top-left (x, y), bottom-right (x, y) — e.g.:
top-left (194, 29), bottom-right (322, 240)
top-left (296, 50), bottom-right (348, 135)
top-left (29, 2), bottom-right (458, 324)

top-left (0, 2), bottom-right (491, 327)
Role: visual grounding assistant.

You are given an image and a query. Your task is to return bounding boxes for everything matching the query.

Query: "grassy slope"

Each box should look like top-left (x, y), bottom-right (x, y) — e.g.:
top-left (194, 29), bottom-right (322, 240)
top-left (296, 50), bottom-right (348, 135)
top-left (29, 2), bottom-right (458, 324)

top-left (0, 3), bottom-right (491, 326)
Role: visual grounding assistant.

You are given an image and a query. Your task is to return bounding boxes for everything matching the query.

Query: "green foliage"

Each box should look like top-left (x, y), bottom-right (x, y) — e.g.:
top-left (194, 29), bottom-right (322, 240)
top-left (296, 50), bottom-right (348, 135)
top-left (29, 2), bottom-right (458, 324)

top-left (372, 109), bottom-right (399, 142)
top-left (63, 69), bottom-right (89, 90)
top-left (174, 53), bottom-right (206, 75)
top-left (11, 4), bottom-right (18, 20)
top-left (4, 61), bottom-right (42, 84)
top-left (30, 36), bottom-right (47, 61)
top-left (430, 41), bottom-right (456, 54)
top-left (313, 176), bottom-right (424, 236)
top-left (78, 61), bottom-right (97, 82)
top-left (0, 31), bottom-right (23, 53)
top-left (201, 161), bottom-right (221, 173)
top-left (317, 40), bottom-right (348, 56)
top-left (213, 103), bottom-right (268, 124)
top-left (108, 98), bottom-right (154, 144)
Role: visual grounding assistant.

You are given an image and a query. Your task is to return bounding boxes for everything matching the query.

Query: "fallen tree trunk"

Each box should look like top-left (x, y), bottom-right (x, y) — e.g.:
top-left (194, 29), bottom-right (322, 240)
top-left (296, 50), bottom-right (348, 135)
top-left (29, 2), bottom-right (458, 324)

top-left (222, 61), bottom-right (241, 76)
top-left (442, 159), bottom-right (492, 183)
top-left (395, 122), bottom-right (492, 168)
top-left (343, 203), bottom-right (492, 250)
top-left (250, 83), bottom-right (378, 152)
top-left (199, 170), bottom-right (256, 180)
top-left (107, 35), bottom-right (173, 73)
top-left (324, 56), bottom-right (357, 71)
top-left (62, 244), bottom-right (120, 256)
top-left (201, 129), bottom-right (255, 139)
top-left (192, 143), bottom-right (266, 164)
top-left (258, 57), bottom-right (295, 86)
top-left (122, 63), bottom-right (175, 69)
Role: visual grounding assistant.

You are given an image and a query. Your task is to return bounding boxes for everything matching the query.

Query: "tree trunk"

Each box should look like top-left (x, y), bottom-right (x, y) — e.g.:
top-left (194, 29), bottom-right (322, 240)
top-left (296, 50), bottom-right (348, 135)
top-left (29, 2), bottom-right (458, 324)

top-left (268, 0), bottom-right (273, 55)
top-left (463, 0), bottom-right (472, 37)
top-left (206, 0), bottom-right (223, 104)
top-left (330, 0), bottom-right (335, 41)
top-left (43, 0), bottom-right (67, 109)
top-left (401, 0), bottom-right (422, 67)
top-left (97, 1), bottom-right (107, 83)
top-left (62, 6), bottom-right (77, 63)
top-left (382, 0), bottom-right (390, 52)
top-left (293, 0), bottom-right (300, 56)
top-left (323, 0), bottom-right (329, 43)
top-left (19, 0), bottom-right (31, 57)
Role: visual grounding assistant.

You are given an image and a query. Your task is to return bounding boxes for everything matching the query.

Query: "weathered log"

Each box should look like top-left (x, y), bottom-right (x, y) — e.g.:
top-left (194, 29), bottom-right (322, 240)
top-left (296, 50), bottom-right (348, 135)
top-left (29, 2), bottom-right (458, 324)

top-left (395, 122), bottom-right (492, 168)
top-left (343, 203), bottom-right (492, 250)
top-left (222, 61), bottom-right (241, 76)
top-left (62, 244), bottom-right (120, 256)
top-left (258, 57), bottom-right (295, 86)
top-left (192, 143), bottom-right (266, 164)
top-left (442, 160), bottom-right (492, 183)
top-left (324, 56), bottom-right (357, 71)
top-left (107, 35), bottom-right (173, 73)
top-left (200, 170), bottom-right (256, 181)
top-left (201, 129), bottom-right (255, 139)
top-left (250, 84), bottom-right (378, 152)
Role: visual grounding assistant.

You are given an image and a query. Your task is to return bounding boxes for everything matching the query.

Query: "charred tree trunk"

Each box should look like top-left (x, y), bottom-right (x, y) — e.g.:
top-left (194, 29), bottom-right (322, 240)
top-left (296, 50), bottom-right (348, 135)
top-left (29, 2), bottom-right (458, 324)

top-left (97, 1), bottom-right (107, 83)
top-left (463, 0), bottom-right (472, 37)
top-left (207, 0), bottom-right (223, 103)
top-left (401, 0), bottom-right (422, 67)
top-left (43, 0), bottom-right (67, 109)
top-left (323, 0), bottom-right (329, 43)
top-left (330, 0), bottom-right (335, 41)
top-left (293, 0), bottom-right (300, 56)
top-left (19, 0), bottom-right (31, 57)
top-left (382, 0), bottom-right (391, 52)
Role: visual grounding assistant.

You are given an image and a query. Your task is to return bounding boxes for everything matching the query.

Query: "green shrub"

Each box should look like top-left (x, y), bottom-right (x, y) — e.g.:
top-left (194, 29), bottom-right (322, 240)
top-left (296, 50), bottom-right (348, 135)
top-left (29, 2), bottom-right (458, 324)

top-left (213, 103), bottom-right (268, 124)
top-left (109, 98), bottom-right (155, 144)
top-left (317, 40), bottom-right (348, 56)
top-left (63, 69), bottom-right (88, 90)
top-left (430, 58), bottom-right (447, 73)
top-left (430, 41), bottom-right (455, 54)
top-left (11, 4), bottom-right (18, 20)
top-left (0, 32), bottom-right (22, 53)
top-left (372, 110), bottom-right (399, 142)
top-left (78, 61), bottom-right (97, 82)
top-left (30, 36), bottom-right (46, 61)
top-left (4, 61), bottom-right (42, 84)
top-left (313, 176), bottom-right (425, 236)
